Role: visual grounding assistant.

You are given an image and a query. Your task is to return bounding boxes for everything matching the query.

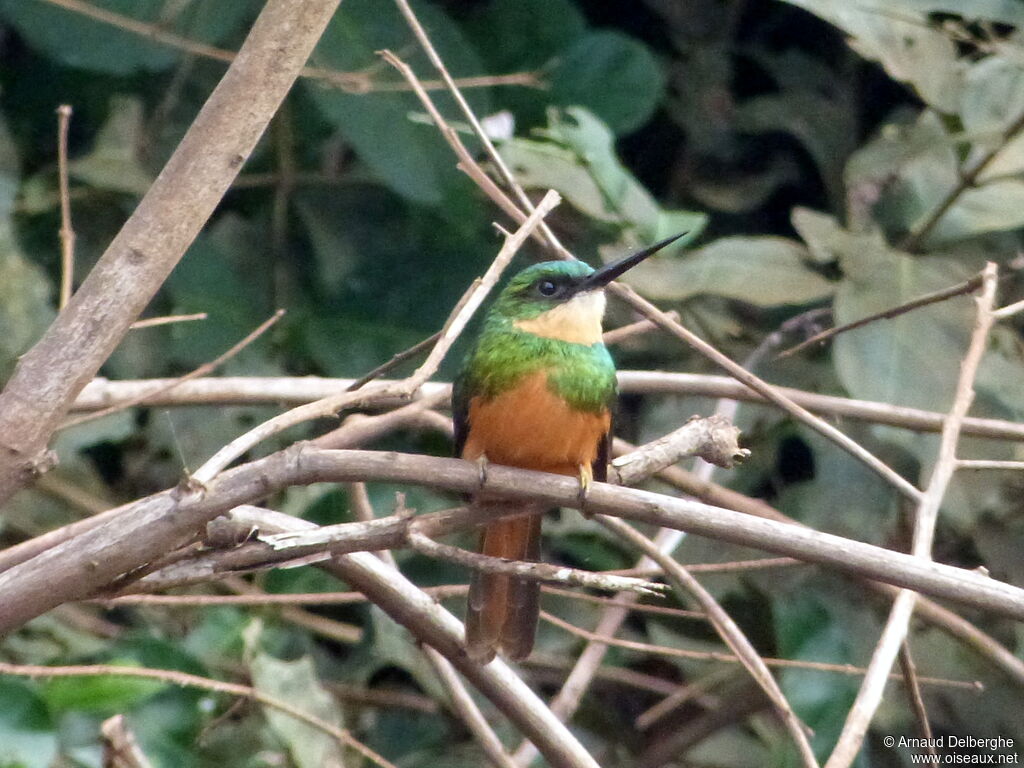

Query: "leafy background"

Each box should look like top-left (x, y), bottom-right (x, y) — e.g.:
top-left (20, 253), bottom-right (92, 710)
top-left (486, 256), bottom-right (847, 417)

top-left (1, 0), bottom-right (1024, 766)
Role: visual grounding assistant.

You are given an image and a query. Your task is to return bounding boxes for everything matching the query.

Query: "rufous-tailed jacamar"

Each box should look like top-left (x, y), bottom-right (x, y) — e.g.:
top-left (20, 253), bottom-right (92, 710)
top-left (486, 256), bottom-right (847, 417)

top-left (453, 234), bottom-right (685, 663)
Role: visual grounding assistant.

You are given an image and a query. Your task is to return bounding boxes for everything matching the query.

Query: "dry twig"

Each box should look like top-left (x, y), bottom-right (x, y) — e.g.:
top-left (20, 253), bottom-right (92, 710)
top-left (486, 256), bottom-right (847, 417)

top-left (56, 104), bottom-right (75, 309)
top-left (824, 263), bottom-right (999, 768)
top-left (0, 661), bottom-right (396, 768)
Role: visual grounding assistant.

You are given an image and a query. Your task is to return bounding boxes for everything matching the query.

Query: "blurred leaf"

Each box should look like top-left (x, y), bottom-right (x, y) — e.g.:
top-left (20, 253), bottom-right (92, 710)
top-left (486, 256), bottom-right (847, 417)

top-left (624, 236), bottom-right (834, 306)
top-left (0, 0), bottom-right (258, 75)
top-left (893, 0), bottom-right (1024, 23)
top-left (775, 0), bottom-right (964, 112)
top-left (303, 0), bottom-right (483, 204)
top-left (549, 30), bottom-right (665, 135)
top-left (773, 593), bottom-right (861, 765)
top-left (845, 108), bottom-right (951, 194)
top-left (821, 218), bottom-right (975, 412)
top-left (737, 91), bottom-right (855, 205)
top-left (247, 645), bottom-right (346, 768)
top-left (42, 660), bottom-right (167, 715)
top-left (68, 95), bottom-right (152, 196)
top-left (960, 55), bottom-right (1024, 180)
top-left (932, 179), bottom-right (1024, 240)
top-left (182, 608), bottom-right (249, 667)
top-left (0, 680), bottom-right (57, 768)
top-left (502, 107), bottom-right (707, 240)
top-left (0, 113), bottom-right (53, 379)
top-left (164, 226), bottom-right (267, 367)
top-left (862, 108), bottom-right (1024, 242)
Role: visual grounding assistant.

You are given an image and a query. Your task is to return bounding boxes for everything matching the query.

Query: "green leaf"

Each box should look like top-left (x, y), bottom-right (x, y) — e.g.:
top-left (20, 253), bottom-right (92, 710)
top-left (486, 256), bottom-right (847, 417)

top-left (68, 95), bottom-right (153, 196)
top-left (464, 0), bottom-right (586, 71)
top-left (0, 0), bottom-right (259, 76)
top-left (623, 236), bottom-right (834, 306)
top-left (0, 113), bottom-right (54, 380)
top-left (42, 660), bottom-right (167, 715)
top-left (549, 30), bottom-right (665, 135)
top-left (0, 680), bottom-right (57, 768)
top-left (246, 639), bottom-right (346, 768)
top-left (959, 55), bottom-right (1024, 181)
top-left (303, 0), bottom-right (484, 204)
top-left (773, 593), bottom-right (862, 764)
top-left (501, 107), bottom-right (707, 240)
top-left (774, 0), bottom-right (963, 112)
top-left (164, 224), bottom-right (267, 367)
top-left (891, 0), bottom-right (1024, 24)
top-left (737, 91), bottom-right (855, 206)
top-left (812, 216), bottom-right (976, 412)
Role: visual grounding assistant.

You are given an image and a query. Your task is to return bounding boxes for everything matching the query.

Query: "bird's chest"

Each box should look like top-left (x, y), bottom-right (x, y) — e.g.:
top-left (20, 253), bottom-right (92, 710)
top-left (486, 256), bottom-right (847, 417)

top-left (461, 369), bottom-right (611, 475)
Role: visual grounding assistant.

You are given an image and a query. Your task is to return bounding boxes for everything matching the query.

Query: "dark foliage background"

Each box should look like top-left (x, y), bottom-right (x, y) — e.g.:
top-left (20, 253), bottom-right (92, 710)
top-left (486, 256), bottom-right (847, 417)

top-left (1, 0), bottom-right (1023, 766)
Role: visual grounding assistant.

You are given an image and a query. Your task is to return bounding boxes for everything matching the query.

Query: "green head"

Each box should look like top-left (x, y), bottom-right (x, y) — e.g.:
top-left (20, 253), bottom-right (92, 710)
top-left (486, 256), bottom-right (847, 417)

top-left (486, 232), bottom-right (687, 345)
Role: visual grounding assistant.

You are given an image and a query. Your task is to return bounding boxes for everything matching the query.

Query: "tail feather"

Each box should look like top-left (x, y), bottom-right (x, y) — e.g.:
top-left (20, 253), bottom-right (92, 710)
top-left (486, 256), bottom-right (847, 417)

top-left (465, 508), bottom-right (541, 663)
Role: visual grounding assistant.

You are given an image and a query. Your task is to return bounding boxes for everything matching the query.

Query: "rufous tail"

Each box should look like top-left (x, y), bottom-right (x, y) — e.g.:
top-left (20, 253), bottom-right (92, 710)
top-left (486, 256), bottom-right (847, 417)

top-left (465, 507), bottom-right (541, 663)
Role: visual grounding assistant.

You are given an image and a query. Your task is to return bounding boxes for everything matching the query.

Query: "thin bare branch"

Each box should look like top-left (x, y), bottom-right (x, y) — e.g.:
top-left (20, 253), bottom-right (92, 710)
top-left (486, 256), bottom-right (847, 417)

top-left (899, 643), bottom-right (936, 758)
top-left (39, 0), bottom-right (543, 95)
top-left (778, 273), bottom-right (984, 359)
top-left (406, 518), bottom-right (669, 596)
top-left (423, 647), bottom-right (520, 768)
top-left (903, 113), bottom-right (1024, 251)
top-left (129, 312), bottom-right (208, 330)
top-left (101, 715), bottom-right (154, 768)
top-left (825, 263), bottom-right (999, 768)
top-left (69, 371), bottom-right (1024, 443)
top-left (538, 612), bottom-right (978, 690)
top-left (62, 309), bottom-right (284, 429)
top-left (0, 661), bottom-right (396, 768)
top-left (6, 446), bottom-right (1024, 635)
top-left (56, 104), bottom-right (75, 310)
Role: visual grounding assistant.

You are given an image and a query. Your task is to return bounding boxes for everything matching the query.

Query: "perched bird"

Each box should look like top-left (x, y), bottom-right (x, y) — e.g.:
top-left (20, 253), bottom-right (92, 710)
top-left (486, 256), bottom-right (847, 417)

top-left (453, 234), bottom-right (685, 663)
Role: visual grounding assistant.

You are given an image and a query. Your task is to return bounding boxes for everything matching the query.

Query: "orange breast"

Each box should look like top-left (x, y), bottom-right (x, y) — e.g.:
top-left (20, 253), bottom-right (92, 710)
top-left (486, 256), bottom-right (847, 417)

top-left (461, 370), bottom-right (610, 476)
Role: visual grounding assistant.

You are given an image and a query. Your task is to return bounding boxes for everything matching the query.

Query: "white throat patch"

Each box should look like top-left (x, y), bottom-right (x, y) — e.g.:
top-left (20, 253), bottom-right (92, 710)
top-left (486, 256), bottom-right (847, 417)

top-left (513, 290), bottom-right (607, 345)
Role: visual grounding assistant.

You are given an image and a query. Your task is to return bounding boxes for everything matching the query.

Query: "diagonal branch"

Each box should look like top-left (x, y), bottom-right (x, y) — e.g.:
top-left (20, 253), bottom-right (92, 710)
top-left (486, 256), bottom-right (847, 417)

top-left (0, 0), bottom-right (342, 507)
top-left (599, 516), bottom-right (819, 768)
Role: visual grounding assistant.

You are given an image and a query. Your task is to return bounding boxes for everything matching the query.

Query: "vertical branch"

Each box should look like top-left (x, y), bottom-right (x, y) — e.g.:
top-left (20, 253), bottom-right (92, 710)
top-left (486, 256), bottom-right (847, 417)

top-left (823, 263), bottom-right (999, 768)
top-left (56, 104), bottom-right (75, 310)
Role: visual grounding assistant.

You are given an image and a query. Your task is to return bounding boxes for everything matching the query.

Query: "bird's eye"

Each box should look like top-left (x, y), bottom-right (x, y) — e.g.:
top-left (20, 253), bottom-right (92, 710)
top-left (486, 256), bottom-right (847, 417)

top-left (537, 280), bottom-right (558, 297)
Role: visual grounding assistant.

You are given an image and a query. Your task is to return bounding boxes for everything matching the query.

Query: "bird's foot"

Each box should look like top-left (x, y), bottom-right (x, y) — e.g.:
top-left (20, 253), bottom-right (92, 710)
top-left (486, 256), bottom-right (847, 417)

top-left (577, 463), bottom-right (593, 518)
top-left (475, 454), bottom-right (490, 491)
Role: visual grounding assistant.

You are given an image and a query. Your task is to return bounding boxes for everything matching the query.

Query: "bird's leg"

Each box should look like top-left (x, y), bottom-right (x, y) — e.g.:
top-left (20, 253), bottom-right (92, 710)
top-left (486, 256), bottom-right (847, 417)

top-left (577, 463), bottom-right (594, 519)
top-left (475, 453), bottom-right (491, 491)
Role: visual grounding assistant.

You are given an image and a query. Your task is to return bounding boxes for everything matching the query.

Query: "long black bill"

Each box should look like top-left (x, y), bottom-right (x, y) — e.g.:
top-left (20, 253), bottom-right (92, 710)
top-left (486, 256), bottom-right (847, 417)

top-left (575, 231), bottom-right (688, 292)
